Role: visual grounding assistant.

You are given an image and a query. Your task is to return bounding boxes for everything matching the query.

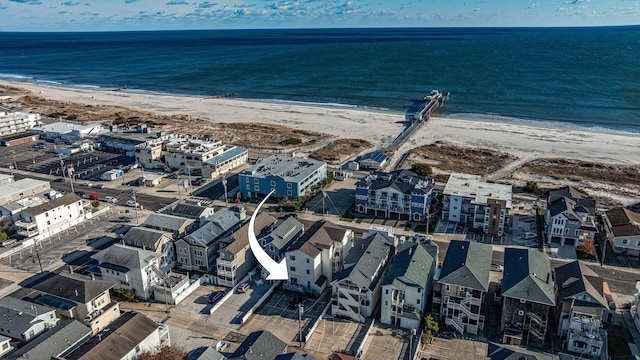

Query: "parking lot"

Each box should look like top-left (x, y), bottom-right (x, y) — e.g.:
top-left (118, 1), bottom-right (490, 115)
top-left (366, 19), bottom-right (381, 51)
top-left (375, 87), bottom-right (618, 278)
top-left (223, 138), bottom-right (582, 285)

top-left (305, 316), bottom-right (362, 359)
top-left (208, 277), bottom-right (275, 330)
top-left (305, 177), bottom-right (358, 217)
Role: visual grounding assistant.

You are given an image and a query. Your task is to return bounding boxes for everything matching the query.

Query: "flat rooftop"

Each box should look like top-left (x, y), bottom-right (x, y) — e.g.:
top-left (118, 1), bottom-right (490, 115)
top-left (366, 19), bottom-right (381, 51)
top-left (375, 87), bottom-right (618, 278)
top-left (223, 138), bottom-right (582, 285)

top-left (443, 172), bottom-right (512, 205)
top-left (0, 178), bottom-right (49, 199)
top-left (32, 121), bottom-right (98, 134)
top-left (242, 155), bottom-right (325, 183)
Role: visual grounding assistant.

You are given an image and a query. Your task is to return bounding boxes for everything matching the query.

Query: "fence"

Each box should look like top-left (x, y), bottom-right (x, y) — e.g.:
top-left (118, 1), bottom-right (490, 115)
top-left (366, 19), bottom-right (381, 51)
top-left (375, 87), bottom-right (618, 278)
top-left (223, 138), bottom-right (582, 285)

top-left (304, 300), bottom-right (332, 343)
top-left (239, 281), bottom-right (280, 324)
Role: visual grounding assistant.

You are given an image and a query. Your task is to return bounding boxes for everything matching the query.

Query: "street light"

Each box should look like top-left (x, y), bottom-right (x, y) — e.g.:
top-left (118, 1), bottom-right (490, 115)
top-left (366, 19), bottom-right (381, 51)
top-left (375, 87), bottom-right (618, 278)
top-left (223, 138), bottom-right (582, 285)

top-left (298, 303), bottom-right (304, 348)
top-left (222, 176), bottom-right (228, 207)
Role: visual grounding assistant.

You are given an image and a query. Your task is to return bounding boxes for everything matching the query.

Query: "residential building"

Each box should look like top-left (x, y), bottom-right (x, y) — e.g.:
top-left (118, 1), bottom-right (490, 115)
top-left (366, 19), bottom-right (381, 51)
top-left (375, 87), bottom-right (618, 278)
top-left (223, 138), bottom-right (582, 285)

top-left (357, 151), bottom-right (388, 169)
top-left (501, 248), bottom-right (555, 345)
top-left (188, 347), bottom-right (226, 360)
top-left (176, 206), bottom-right (245, 272)
top-left (238, 154), bottom-right (327, 199)
top-left (163, 137), bottom-right (225, 171)
top-left (0, 174), bottom-right (13, 186)
top-left (66, 311), bottom-right (169, 360)
top-left (14, 193), bottom-right (87, 238)
top-left (123, 227), bottom-right (175, 270)
top-left (633, 281), bottom-right (640, 337)
top-left (604, 207), bottom-right (640, 256)
top-left (0, 178), bottom-right (50, 206)
top-left (167, 201), bottom-right (215, 221)
top-left (0, 191), bottom-right (61, 221)
top-left (283, 220), bottom-right (353, 296)
top-left (355, 169), bottom-right (436, 221)
top-left (434, 240), bottom-right (492, 335)
top-left (276, 353), bottom-right (316, 360)
top-left (555, 261), bottom-right (610, 358)
top-left (143, 213), bottom-right (194, 238)
top-left (30, 272), bottom-right (120, 333)
top-left (546, 186), bottom-right (597, 247)
top-left (0, 296), bottom-right (58, 341)
top-left (217, 212), bottom-right (276, 287)
top-left (380, 240), bottom-right (438, 329)
top-left (441, 173), bottom-right (512, 236)
top-left (262, 215), bottom-right (304, 262)
top-left (0, 111), bottom-right (40, 137)
top-left (7, 320), bottom-right (91, 360)
top-left (228, 330), bottom-right (287, 360)
top-left (0, 335), bottom-right (11, 357)
top-left (487, 342), bottom-right (559, 360)
top-left (201, 145), bottom-right (249, 179)
top-left (92, 244), bottom-right (164, 301)
top-left (331, 230), bottom-right (395, 322)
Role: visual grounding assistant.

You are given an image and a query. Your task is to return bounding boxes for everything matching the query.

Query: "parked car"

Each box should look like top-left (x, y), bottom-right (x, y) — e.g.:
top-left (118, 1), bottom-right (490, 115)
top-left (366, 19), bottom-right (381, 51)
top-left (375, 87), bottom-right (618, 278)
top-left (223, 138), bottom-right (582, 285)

top-left (93, 184), bottom-right (104, 189)
top-left (88, 193), bottom-right (101, 200)
top-left (125, 200), bottom-right (139, 207)
top-left (490, 263), bottom-right (504, 272)
top-left (37, 142), bottom-right (46, 149)
top-left (522, 232), bottom-right (537, 240)
top-left (237, 283), bottom-right (250, 293)
top-left (53, 177), bottom-right (65, 182)
top-left (81, 182), bottom-right (93, 187)
top-left (75, 191), bottom-right (87, 198)
top-left (115, 216), bottom-right (133, 223)
top-left (192, 178), bottom-right (205, 186)
top-left (103, 196), bottom-right (118, 203)
top-left (207, 291), bottom-right (224, 304)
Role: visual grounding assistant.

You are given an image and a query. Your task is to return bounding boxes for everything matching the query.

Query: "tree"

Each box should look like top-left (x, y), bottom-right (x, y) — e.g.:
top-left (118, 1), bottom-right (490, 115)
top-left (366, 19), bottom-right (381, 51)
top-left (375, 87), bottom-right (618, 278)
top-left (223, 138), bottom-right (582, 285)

top-left (136, 345), bottom-right (187, 360)
top-left (0, 231), bottom-right (8, 243)
top-left (412, 163), bottom-right (433, 176)
top-left (579, 239), bottom-right (596, 256)
top-left (524, 181), bottom-right (540, 194)
top-left (422, 314), bottom-right (439, 344)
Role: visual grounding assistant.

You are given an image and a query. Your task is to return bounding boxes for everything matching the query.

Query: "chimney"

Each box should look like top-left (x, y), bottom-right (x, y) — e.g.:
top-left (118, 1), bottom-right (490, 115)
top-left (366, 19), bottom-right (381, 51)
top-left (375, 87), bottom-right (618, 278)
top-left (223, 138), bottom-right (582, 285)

top-left (69, 265), bottom-right (74, 274)
top-left (91, 273), bottom-right (95, 281)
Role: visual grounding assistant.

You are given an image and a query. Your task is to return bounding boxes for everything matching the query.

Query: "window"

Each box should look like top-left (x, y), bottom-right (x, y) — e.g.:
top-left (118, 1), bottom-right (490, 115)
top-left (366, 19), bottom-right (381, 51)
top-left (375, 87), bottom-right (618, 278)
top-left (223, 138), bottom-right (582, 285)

top-left (287, 190), bottom-right (292, 196)
top-left (290, 255), bottom-right (296, 261)
top-left (270, 181), bottom-right (276, 186)
top-left (306, 258), bottom-right (310, 264)
top-left (290, 266), bottom-right (296, 272)
top-left (417, 299), bottom-right (420, 304)
top-left (179, 248), bottom-right (187, 255)
top-left (306, 270), bottom-right (310, 275)
top-left (254, 185), bottom-right (260, 192)
top-left (622, 239), bottom-right (629, 245)
top-left (385, 289), bottom-right (389, 295)
top-left (194, 250), bottom-right (203, 257)
top-left (287, 183), bottom-right (292, 189)
top-left (254, 179), bottom-right (259, 184)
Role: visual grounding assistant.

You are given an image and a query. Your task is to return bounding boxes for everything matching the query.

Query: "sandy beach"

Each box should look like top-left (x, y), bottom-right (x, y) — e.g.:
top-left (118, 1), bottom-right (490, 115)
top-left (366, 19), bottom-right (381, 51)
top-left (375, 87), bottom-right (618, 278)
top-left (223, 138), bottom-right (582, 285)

top-left (2, 80), bottom-right (639, 165)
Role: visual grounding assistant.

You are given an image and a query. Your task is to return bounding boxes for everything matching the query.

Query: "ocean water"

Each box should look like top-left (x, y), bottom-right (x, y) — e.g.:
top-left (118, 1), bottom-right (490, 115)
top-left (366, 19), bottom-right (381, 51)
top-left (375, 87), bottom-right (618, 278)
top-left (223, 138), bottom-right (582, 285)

top-left (0, 27), bottom-right (639, 133)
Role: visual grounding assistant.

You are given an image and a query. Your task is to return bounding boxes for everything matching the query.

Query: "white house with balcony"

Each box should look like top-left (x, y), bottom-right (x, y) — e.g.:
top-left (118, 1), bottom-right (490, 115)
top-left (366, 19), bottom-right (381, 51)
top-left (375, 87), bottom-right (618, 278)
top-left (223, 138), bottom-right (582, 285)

top-left (92, 244), bottom-right (164, 301)
top-left (331, 230), bottom-right (395, 322)
top-left (380, 240), bottom-right (438, 330)
top-left (604, 207), bottom-right (640, 256)
top-left (14, 193), bottom-right (87, 238)
top-left (546, 186), bottom-right (597, 247)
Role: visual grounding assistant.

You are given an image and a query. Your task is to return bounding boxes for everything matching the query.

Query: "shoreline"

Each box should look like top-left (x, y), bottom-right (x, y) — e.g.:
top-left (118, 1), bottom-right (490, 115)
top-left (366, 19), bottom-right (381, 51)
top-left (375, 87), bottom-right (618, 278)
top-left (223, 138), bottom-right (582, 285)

top-left (1, 79), bottom-right (639, 165)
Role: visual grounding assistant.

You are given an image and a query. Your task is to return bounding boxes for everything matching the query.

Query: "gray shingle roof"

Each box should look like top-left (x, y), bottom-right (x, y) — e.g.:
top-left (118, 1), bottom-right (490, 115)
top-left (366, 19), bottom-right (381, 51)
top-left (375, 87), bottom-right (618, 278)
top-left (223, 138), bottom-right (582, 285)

top-left (10, 320), bottom-right (91, 360)
top-left (357, 169), bottom-right (434, 195)
top-left (554, 260), bottom-right (608, 309)
top-left (383, 241), bottom-right (438, 292)
top-left (224, 212), bottom-right (276, 255)
top-left (439, 240), bottom-right (492, 292)
top-left (502, 248), bottom-right (555, 306)
top-left (24, 192), bottom-right (83, 216)
top-left (92, 244), bottom-right (162, 271)
top-left (606, 207), bottom-right (640, 237)
top-left (267, 215), bottom-right (304, 250)
top-left (488, 342), bottom-right (558, 360)
top-left (66, 312), bottom-right (159, 360)
top-left (548, 186), bottom-right (585, 203)
top-left (185, 207), bottom-right (244, 247)
top-left (123, 227), bottom-right (171, 251)
top-left (333, 232), bottom-right (394, 291)
top-left (229, 330), bottom-right (287, 360)
top-left (0, 296), bottom-right (54, 336)
top-left (30, 272), bottom-right (114, 304)
top-left (188, 347), bottom-right (226, 360)
top-left (143, 213), bottom-right (194, 232)
top-left (275, 353), bottom-right (316, 360)
top-left (169, 203), bottom-right (213, 219)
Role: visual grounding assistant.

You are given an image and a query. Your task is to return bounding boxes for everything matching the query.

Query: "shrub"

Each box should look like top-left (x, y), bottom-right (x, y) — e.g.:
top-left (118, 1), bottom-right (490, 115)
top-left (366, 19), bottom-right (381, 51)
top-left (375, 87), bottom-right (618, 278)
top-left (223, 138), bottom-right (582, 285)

top-left (279, 138), bottom-right (302, 146)
top-left (412, 163), bottom-right (433, 176)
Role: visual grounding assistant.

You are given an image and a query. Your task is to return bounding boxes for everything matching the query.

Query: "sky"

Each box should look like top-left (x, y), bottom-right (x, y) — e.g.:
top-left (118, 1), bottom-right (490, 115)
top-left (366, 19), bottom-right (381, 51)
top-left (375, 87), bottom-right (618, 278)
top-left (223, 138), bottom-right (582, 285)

top-left (0, 0), bottom-right (638, 31)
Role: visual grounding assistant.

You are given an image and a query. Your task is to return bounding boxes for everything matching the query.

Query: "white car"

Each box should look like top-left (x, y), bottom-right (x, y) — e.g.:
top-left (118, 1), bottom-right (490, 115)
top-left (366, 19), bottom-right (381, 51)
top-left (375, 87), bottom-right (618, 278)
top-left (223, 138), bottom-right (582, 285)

top-left (82, 182), bottom-right (93, 187)
top-left (522, 232), bottom-right (537, 240)
top-left (490, 263), bottom-right (504, 272)
top-left (125, 200), bottom-right (139, 207)
top-left (103, 196), bottom-right (118, 203)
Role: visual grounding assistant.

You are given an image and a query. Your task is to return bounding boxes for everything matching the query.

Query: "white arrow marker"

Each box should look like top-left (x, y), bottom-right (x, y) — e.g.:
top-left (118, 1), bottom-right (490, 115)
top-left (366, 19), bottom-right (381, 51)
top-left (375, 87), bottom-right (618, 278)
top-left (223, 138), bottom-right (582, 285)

top-left (248, 189), bottom-right (289, 280)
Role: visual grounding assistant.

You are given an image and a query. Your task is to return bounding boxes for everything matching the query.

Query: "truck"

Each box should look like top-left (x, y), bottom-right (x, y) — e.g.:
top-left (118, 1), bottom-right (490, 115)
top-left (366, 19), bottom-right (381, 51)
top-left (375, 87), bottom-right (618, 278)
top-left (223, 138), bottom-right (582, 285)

top-left (101, 169), bottom-right (124, 181)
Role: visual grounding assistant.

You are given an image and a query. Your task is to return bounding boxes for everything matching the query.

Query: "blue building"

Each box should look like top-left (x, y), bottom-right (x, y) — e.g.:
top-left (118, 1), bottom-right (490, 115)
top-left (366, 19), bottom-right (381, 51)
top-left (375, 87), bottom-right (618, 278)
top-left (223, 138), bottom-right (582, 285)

top-left (355, 169), bottom-right (435, 221)
top-left (239, 154), bottom-right (327, 199)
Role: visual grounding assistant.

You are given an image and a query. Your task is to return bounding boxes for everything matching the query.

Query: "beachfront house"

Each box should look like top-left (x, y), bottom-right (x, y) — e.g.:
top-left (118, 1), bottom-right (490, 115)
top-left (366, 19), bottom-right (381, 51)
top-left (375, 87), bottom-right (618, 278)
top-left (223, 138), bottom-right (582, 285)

top-left (261, 215), bottom-right (305, 262)
top-left (176, 206), bottom-right (245, 272)
top-left (555, 260), bottom-right (610, 358)
top-left (355, 169), bottom-right (435, 221)
top-left (441, 173), bottom-right (512, 237)
top-left (603, 207), bottom-right (640, 256)
top-left (0, 296), bottom-right (59, 342)
top-left (91, 244), bottom-right (164, 301)
top-left (434, 240), bottom-right (491, 335)
top-left (30, 272), bottom-right (120, 334)
top-left (201, 145), bottom-right (249, 179)
top-left (283, 220), bottom-right (354, 296)
top-left (238, 154), bottom-right (327, 199)
top-left (357, 151), bottom-right (388, 170)
top-left (0, 111), bottom-right (40, 137)
top-left (330, 230), bottom-right (395, 322)
top-left (380, 240), bottom-right (438, 330)
top-left (216, 212), bottom-right (276, 287)
top-left (501, 248), bottom-right (555, 346)
top-left (546, 186), bottom-right (597, 247)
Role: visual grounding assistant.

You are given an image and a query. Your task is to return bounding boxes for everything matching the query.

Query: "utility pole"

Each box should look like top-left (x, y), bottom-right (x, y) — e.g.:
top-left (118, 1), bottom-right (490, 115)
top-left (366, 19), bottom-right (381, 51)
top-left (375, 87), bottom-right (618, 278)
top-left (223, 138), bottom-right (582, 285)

top-left (186, 165), bottom-right (192, 195)
top-left (33, 242), bottom-right (44, 273)
top-left (222, 176), bottom-right (228, 207)
top-left (177, 174), bottom-right (182, 200)
top-left (132, 190), bottom-right (139, 224)
top-left (9, 150), bottom-right (17, 171)
top-left (298, 304), bottom-right (304, 348)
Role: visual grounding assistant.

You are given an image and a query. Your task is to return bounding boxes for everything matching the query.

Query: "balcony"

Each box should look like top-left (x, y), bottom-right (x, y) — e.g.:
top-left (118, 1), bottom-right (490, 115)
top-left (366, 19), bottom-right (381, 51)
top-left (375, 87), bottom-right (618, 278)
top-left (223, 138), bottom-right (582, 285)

top-left (84, 302), bottom-right (118, 322)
